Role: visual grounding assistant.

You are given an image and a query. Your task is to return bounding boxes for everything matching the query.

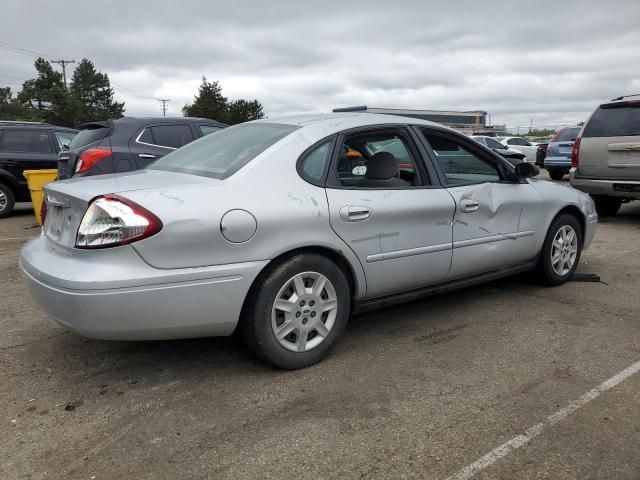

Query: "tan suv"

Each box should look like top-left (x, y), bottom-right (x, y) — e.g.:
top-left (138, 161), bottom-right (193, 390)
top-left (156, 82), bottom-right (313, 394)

top-left (570, 95), bottom-right (640, 216)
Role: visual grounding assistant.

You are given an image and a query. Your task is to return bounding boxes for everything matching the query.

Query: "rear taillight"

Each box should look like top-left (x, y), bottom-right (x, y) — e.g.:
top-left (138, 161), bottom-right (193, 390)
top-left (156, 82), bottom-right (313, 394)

top-left (571, 137), bottom-right (581, 168)
top-left (76, 194), bottom-right (162, 249)
top-left (40, 199), bottom-right (48, 225)
top-left (75, 148), bottom-right (112, 174)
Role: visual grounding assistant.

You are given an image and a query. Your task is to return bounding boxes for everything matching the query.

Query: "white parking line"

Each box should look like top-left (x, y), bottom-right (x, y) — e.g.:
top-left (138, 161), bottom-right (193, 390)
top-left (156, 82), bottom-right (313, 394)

top-left (445, 360), bottom-right (640, 480)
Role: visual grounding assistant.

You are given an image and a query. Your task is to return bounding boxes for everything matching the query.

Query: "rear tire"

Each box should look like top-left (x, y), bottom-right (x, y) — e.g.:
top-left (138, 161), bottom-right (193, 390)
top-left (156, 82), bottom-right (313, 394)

top-left (0, 183), bottom-right (15, 219)
top-left (240, 253), bottom-right (350, 369)
top-left (591, 195), bottom-right (622, 217)
top-left (538, 213), bottom-right (583, 286)
top-left (548, 170), bottom-right (564, 180)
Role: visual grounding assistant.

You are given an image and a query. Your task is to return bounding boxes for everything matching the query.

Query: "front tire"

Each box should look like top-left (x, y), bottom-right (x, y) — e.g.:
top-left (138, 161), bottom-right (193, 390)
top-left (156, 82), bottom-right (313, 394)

top-left (538, 214), bottom-right (583, 286)
top-left (240, 253), bottom-right (350, 369)
top-left (591, 195), bottom-right (622, 217)
top-left (0, 183), bottom-right (15, 219)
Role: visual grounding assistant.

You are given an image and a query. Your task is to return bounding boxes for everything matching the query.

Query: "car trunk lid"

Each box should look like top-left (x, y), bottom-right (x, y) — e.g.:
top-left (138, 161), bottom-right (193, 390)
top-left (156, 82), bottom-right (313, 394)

top-left (42, 169), bottom-right (215, 249)
top-left (58, 122), bottom-right (111, 179)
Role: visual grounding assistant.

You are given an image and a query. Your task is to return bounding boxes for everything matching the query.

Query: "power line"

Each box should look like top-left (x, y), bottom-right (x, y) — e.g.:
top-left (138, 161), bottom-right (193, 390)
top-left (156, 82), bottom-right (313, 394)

top-left (0, 40), bottom-right (56, 59)
top-left (157, 98), bottom-right (171, 116)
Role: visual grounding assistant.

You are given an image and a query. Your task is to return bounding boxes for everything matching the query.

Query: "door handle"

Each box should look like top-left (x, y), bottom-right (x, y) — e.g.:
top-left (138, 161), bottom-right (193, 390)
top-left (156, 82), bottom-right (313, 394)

top-left (138, 153), bottom-right (156, 159)
top-left (460, 199), bottom-right (480, 212)
top-left (340, 205), bottom-right (371, 222)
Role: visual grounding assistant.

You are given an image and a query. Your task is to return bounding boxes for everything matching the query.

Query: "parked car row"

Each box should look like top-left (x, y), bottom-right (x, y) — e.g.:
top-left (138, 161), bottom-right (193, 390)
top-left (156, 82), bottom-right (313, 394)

top-left (0, 117), bottom-right (226, 217)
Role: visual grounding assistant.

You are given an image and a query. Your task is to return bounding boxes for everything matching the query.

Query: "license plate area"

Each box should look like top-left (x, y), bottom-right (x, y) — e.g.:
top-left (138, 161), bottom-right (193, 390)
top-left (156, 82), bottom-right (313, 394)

top-left (609, 151), bottom-right (640, 167)
top-left (45, 205), bottom-right (64, 240)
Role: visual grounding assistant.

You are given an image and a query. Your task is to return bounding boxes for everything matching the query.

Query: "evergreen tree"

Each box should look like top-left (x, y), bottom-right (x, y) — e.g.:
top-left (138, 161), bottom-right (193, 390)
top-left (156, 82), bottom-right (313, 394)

top-left (69, 59), bottom-right (124, 125)
top-left (226, 98), bottom-right (264, 124)
top-left (0, 87), bottom-right (43, 121)
top-left (182, 77), bottom-right (228, 121)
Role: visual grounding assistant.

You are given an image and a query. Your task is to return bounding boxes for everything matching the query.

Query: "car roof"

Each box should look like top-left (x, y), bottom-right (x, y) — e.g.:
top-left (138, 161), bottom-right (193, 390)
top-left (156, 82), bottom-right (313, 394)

top-left (254, 112), bottom-right (449, 130)
top-left (0, 121), bottom-right (76, 131)
top-left (78, 117), bottom-right (227, 130)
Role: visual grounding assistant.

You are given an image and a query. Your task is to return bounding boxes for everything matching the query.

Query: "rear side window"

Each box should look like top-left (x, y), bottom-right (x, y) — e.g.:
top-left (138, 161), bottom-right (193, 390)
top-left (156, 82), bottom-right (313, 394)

top-left (0, 129), bottom-right (53, 153)
top-left (150, 124), bottom-right (194, 148)
top-left (583, 105), bottom-right (640, 137)
top-left (299, 140), bottom-right (333, 183)
top-left (150, 123), bottom-right (299, 179)
top-left (69, 127), bottom-right (109, 148)
top-left (554, 127), bottom-right (580, 142)
top-left (507, 137), bottom-right (530, 146)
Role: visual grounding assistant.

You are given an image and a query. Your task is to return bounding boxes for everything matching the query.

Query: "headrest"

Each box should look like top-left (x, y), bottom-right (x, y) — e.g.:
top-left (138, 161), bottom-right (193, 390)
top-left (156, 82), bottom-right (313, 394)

top-left (365, 151), bottom-right (398, 180)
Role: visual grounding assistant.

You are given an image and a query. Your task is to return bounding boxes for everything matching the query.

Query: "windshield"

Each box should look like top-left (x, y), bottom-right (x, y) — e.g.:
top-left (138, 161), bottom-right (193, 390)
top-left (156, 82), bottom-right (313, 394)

top-left (149, 122), bottom-right (300, 179)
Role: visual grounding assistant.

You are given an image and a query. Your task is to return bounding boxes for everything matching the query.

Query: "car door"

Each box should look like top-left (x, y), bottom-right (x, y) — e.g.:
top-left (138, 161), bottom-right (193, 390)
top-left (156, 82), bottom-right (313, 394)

top-left (324, 126), bottom-right (456, 298)
top-left (507, 137), bottom-right (536, 162)
top-left (418, 128), bottom-right (544, 280)
top-left (0, 128), bottom-right (58, 193)
top-left (129, 123), bottom-right (195, 169)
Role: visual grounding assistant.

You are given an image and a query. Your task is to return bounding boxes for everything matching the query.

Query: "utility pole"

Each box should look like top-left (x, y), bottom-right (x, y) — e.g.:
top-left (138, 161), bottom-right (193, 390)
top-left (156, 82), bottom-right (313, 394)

top-left (157, 98), bottom-right (170, 117)
top-left (51, 59), bottom-right (76, 89)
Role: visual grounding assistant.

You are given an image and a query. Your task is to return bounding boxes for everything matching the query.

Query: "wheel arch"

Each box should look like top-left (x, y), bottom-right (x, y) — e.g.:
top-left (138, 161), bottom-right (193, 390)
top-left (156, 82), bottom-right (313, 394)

top-left (550, 204), bottom-right (586, 240)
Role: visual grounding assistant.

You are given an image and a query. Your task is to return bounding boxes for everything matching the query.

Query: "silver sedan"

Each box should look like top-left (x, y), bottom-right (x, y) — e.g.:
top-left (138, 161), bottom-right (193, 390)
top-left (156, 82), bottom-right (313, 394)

top-left (20, 114), bottom-right (598, 369)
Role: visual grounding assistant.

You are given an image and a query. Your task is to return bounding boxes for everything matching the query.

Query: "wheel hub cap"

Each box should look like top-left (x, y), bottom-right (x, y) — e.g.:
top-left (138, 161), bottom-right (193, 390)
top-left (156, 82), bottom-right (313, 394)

top-left (551, 225), bottom-right (578, 276)
top-left (271, 271), bottom-right (338, 353)
top-left (0, 191), bottom-right (7, 211)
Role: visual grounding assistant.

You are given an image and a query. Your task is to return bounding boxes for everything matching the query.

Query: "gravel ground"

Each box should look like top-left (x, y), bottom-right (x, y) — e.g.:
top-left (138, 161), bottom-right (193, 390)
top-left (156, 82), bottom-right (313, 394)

top-left (1, 174), bottom-right (639, 480)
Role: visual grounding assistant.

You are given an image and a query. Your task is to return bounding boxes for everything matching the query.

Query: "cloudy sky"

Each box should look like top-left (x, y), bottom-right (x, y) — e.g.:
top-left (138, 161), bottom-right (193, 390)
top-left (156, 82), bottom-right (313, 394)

top-left (2, 0), bottom-right (639, 131)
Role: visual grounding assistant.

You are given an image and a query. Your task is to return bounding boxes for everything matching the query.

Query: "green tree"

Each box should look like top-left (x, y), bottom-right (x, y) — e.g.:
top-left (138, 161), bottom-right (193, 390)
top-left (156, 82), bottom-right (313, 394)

top-left (69, 59), bottom-right (124, 125)
top-left (226, 98), bottom-right (264, 124)
top-left (183, 77), bottom-right (228, 121)
top-left (0, 87), bottom-right (43, 121)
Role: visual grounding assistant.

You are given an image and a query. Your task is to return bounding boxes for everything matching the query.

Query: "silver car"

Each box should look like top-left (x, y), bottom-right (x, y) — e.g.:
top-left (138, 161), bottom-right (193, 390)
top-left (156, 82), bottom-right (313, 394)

top-left (20, 114), bottom-right (598, 369)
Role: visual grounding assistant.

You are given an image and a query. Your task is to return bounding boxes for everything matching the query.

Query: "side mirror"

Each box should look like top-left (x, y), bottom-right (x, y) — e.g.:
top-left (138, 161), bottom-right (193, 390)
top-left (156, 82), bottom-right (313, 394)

top-left (515, 162), bottom-right (539, 179)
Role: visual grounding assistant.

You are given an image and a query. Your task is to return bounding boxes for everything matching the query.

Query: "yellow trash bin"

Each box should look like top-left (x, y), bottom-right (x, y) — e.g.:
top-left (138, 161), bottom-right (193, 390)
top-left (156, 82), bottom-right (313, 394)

top-left (23, 169), bottom-right (58, 225)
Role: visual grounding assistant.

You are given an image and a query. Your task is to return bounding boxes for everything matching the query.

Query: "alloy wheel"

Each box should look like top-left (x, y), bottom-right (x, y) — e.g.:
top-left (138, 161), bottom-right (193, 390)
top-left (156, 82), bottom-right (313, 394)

top-left (271, 271), bottom-right (338, 353)
top-left (551, 225), bottom-right (578, 276)
top-left (0, 190), bottom-right (7, 212)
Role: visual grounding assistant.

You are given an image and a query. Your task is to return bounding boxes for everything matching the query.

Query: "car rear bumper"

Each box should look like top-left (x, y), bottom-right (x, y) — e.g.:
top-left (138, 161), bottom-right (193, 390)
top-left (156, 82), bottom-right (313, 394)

top-left (570, 170), bottom-right (640, 199)
top-left (544, 156), bottom-right (571, 169)
top-left (19, 236), bottom-right (268, 340)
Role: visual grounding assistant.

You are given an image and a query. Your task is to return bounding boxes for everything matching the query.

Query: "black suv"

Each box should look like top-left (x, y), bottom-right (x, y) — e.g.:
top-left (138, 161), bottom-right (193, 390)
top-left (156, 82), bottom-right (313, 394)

top-left (0, 121), bottom-right (76, 218)
top-left (58, 117), bottom-right (226, 179)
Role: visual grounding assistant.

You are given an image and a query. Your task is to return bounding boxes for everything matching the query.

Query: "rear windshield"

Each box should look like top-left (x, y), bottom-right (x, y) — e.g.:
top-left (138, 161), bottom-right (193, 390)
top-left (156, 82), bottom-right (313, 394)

top-left (554, 127), bottom-right (580, 142)
top-left (149, 123), bottom-right (299, 179)
top-left (583, 104), bottom-right (640, 138)
top-left (69, 127), bottom-right (110, 148)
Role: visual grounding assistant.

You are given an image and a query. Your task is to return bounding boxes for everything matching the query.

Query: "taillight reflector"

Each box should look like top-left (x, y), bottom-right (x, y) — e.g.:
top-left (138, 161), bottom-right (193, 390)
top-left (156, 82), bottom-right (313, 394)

top-left (571, 137), bottom-right (581, 168)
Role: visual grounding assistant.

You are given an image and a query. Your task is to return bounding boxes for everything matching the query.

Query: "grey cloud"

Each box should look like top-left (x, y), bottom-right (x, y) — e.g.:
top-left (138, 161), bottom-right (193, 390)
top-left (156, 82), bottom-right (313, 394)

top-left (2, 0), bottom-right (639, 128)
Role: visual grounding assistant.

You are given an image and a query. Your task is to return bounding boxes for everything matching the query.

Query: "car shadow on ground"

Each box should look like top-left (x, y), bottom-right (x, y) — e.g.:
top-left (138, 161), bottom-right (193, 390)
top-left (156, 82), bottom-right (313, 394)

top-left (37, 273), bottom-right (533, 384)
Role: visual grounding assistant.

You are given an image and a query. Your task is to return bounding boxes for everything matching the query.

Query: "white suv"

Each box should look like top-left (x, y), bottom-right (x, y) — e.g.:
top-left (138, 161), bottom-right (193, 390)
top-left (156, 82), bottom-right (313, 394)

top-left (570, 95), bottom-right (640, 216)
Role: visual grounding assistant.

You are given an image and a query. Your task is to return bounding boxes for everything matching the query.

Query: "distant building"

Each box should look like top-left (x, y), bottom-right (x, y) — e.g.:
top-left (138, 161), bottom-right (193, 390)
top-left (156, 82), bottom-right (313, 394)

top-left (333, 106), bottom-right (505, 135)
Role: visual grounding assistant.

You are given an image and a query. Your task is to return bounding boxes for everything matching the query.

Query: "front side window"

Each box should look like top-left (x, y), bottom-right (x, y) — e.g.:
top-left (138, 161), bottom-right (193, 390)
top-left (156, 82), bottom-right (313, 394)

top-left (508, 137), bottom-right (530, 146)
top-left (0, 129), bottom-right (52, 153)
top-left (54, 131), bottom-right (76, 150)
top-left (422, 132), bottom-right (501, 185)
top-left (334, 131), bottom-right (424, 188)
top-left (485, 137), bottom-right (505, 149)
top-left (150, 123), bottom-right (299, 179)
top-left (199, 125), bottom-right (223, 136)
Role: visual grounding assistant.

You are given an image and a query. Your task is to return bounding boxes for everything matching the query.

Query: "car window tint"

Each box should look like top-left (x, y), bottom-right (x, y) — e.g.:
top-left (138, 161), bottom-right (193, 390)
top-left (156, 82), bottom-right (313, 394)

top-left (508, 138), bottom-right (527, 146)
top-left (583, 104), bottom-right (640, 137)
top-left (0, 129), bottom-right (52, 153)
top-left (472, 137), bottom-right (487, 146)
top-left (69, 127), bottom-right (109, 148)
top-left (335, 131), bottom-right (424, 188)
top-left (138, 127), bottom-right (154, 144)
top-left (300, 140), bottom-right (332, 181)
top-left (554, 127), bottom-right (580, 142)
top-left (54, 131), bottom-right (76, 150)
top-left (199, 125), bottom-right (223, 136)
top-left (150, 123), bottom-right (299, 179)
top-left (423, 133), bottom-right (501, 185)
top-left (150, 124), bottom-right (194, 148)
